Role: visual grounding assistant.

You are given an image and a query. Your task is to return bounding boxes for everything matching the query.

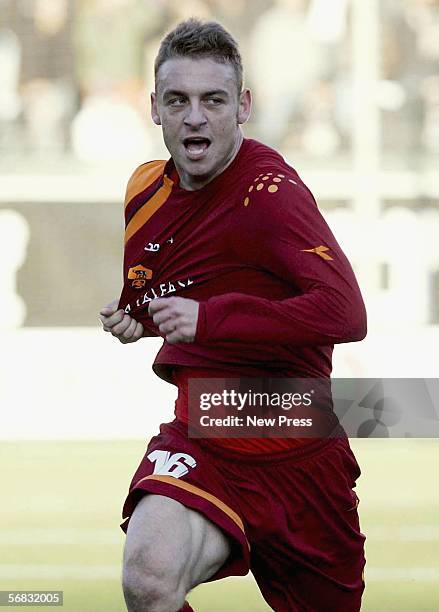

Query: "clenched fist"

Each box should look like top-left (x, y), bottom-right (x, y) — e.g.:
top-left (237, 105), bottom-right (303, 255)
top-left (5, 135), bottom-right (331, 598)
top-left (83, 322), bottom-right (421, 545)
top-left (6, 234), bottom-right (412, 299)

top-left (148, 296), bottom-right (199, 344)
top-left (99, 299), bottom-right (144, 344)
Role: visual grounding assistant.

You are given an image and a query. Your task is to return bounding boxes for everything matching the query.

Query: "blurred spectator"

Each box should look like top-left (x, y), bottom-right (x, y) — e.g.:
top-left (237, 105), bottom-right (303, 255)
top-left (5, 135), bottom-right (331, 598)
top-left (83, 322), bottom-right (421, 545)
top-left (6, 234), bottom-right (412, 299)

top-left (0, 29), bottom-right (22, 122)
top-left (208, 0), bottom-right (271, 77)
top-left (0, 210), bottom-right (29, 329)
top-left (301, 79), bottom-right (341, 157)
top-left (73, 0), bottom-right (169, 161)
top-left (406, 0), bottom-right (439, 155)
top-left (379, 0), bottom-right (423, 155)
top-left (0, 0), bottom-right (76, 155)
top-left (248, 0), bottom-right (325, 147)
top-left (0, 28), bottom-right (22, 153)
top-left (307, 0), bottom-right (349, 44)
top-left (21, 77), bottom-right (74, 153)
top-left (421, 75), bottom-right (439, 153)
top-left (248, 0), bottom-right (350, 154)
top-left (74, 0), bottom-right (165, 97)
top-left (379, 0), bottom-right (439, 157)
top-left (71, 92), bottom-right (152, 164)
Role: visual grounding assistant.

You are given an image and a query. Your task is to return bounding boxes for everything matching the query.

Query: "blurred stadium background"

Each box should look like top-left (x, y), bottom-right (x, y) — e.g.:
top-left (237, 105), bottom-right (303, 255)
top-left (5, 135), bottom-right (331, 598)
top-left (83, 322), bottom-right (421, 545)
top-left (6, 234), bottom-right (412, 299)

top-left (1, 0), bottom-right (438, 610)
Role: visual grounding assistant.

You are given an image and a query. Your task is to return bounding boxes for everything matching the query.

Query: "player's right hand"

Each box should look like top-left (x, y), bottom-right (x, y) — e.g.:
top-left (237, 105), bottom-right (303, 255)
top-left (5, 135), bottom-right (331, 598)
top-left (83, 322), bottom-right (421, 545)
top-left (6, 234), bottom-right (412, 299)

top-left (99, 299), bottom-right (144, 344)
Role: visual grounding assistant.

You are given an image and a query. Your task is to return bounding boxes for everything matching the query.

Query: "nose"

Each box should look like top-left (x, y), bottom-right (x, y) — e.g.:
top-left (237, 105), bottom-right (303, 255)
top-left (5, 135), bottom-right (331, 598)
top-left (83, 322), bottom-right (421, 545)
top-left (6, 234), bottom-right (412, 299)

top-left (183, 101), bottom-right (207, 129)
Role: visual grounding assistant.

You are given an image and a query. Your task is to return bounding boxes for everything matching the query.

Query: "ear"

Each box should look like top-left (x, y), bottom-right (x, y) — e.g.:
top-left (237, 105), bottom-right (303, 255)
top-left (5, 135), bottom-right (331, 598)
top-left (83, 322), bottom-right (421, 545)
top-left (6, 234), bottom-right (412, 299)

top-left (237, 88), bottom-right (252, 125)
top-left (151, 92), bottom-right (161, 125)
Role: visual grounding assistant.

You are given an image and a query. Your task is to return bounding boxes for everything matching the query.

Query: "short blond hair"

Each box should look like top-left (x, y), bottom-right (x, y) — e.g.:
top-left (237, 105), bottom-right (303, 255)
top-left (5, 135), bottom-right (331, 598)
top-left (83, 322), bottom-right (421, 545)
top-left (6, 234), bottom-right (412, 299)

top-left (155, 18), bottom-right (243, 94)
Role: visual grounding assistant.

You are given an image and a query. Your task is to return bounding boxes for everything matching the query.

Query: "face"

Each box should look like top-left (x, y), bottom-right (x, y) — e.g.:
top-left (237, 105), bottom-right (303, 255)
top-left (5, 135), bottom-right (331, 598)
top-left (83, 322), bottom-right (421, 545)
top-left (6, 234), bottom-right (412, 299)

top-left (151, 57), bottom-right (252, 190)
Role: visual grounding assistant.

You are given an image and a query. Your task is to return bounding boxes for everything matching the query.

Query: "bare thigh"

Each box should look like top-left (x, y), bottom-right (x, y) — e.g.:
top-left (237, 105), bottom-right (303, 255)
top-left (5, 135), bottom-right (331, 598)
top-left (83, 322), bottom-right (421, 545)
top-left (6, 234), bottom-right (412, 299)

top-left (123, 494), bottom-right (231, 596)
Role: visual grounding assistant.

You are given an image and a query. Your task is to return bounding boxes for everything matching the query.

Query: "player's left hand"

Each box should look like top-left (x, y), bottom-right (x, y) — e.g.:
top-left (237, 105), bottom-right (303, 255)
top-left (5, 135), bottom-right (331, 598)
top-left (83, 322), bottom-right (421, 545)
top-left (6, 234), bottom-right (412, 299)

top-left (148, 297), bottom-right (199, 344)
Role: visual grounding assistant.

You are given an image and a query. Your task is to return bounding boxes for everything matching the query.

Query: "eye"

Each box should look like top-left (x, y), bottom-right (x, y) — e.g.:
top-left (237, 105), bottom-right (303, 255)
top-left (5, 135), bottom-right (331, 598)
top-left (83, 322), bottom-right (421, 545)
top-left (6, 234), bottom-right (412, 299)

top-left (205, 97), bottom-right (224, 105)
top-left (168, 97), bottom-right (186, 107)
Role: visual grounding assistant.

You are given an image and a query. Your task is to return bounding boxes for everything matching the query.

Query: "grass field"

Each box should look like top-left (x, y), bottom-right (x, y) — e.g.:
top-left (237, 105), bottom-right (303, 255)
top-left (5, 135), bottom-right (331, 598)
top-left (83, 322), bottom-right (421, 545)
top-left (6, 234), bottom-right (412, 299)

top-left (1, 439), bottom-right (438, 611)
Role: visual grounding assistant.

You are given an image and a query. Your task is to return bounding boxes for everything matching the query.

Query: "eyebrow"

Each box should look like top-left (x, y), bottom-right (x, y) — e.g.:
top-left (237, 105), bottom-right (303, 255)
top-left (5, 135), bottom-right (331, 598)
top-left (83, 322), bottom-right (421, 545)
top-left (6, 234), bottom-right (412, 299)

top-left (162, 90), bottom-right (185, 98)
top-left (203, 90), bottom-right (230, 98)
top-left (162, 89), bottom-right (230, 99)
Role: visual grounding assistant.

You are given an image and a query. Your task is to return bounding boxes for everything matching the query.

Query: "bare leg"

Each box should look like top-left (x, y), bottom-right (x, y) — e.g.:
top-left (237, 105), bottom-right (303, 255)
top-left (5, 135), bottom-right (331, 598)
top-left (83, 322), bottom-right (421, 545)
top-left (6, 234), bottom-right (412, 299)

top-left (122, 494), bottom-right (231, 612)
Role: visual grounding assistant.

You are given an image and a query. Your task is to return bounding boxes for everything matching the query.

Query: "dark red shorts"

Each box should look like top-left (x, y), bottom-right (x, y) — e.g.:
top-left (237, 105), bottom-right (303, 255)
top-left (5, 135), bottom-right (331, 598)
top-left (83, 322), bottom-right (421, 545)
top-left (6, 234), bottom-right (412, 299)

top-left (121, 420), bottom-right (366, 612)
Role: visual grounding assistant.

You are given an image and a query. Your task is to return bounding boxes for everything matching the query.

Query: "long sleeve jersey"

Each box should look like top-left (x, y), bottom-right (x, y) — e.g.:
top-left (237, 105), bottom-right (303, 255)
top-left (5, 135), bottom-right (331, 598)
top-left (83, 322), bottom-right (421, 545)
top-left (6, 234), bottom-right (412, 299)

top-left (118, 138), bottom-right (367, 383)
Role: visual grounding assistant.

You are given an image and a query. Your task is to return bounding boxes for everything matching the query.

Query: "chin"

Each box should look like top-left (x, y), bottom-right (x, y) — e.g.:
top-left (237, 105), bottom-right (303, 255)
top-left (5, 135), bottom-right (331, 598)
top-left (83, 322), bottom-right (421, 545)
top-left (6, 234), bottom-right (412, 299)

top-left (181, 159), bottom-right (214, 177)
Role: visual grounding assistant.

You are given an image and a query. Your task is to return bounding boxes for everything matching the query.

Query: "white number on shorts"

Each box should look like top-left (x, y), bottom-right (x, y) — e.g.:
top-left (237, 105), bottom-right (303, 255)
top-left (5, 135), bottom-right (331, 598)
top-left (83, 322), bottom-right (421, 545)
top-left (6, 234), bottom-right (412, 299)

top-left (147, 450), bottom-right (197, 478)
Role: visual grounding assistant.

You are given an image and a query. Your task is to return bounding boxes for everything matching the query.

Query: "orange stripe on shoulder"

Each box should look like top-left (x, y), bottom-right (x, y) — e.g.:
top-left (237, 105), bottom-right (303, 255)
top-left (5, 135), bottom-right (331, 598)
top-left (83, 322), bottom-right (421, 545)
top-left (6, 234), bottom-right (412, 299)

top-left (124, 175), bottom-right (173, 245)
top-left (125, 160), bottom-right (167, 208)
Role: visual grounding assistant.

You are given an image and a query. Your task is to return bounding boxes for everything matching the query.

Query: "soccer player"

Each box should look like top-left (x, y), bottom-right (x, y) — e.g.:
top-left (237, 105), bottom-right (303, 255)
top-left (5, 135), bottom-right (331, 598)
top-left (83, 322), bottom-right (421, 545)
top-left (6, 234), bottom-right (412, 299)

top-left (100, 19), bottom-right (367, 612)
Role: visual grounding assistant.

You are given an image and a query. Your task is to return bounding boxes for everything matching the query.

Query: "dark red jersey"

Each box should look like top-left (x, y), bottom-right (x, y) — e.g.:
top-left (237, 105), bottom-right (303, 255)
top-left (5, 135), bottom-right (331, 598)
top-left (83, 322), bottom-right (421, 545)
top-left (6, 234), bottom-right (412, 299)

top-left (118, 138), bottom-right (366, 384)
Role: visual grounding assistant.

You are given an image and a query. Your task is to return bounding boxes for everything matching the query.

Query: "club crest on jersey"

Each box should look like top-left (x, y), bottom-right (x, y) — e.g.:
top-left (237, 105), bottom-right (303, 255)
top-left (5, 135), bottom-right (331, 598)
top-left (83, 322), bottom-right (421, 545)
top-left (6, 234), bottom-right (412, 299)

top-left (128, 265), bottom-right (153, 289)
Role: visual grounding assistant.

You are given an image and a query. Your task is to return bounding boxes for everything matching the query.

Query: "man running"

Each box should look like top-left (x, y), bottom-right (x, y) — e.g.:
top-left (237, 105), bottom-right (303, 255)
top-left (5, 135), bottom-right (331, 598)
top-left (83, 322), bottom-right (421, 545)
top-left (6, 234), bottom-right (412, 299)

top-left (100, 19), bottom-right (367, 612)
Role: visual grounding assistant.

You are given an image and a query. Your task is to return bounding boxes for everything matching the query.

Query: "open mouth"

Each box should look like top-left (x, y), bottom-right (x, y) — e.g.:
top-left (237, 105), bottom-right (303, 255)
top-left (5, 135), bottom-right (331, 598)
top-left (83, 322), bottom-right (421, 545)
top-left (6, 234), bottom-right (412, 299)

top-left (183, 137), bottom-right (211, 159)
